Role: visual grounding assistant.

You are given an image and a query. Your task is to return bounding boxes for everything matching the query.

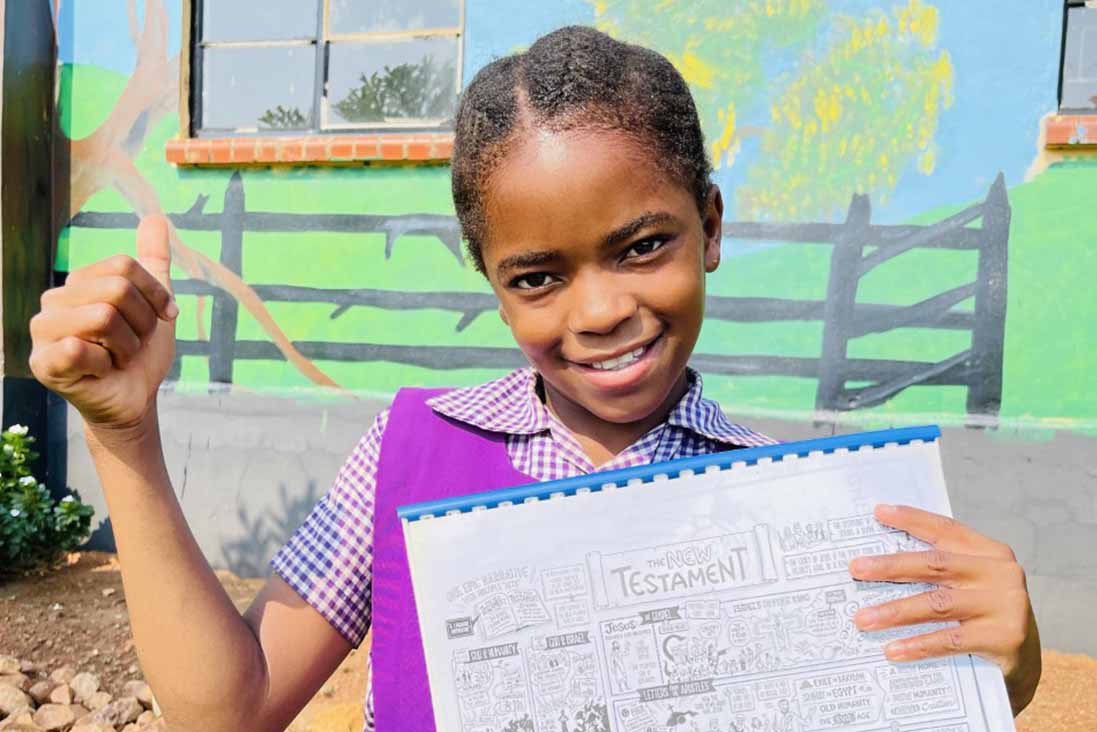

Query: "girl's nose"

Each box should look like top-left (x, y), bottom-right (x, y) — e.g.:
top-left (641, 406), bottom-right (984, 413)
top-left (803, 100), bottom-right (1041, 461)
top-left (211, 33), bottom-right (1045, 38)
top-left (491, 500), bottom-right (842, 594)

top-left (566, 273), bottom-right (639, 335)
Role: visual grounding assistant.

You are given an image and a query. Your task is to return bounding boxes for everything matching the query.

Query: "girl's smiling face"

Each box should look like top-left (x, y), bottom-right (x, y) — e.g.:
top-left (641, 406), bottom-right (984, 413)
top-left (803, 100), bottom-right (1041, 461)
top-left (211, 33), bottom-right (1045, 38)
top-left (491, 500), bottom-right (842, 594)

top-left (480, 128), bottom-right (722, 452)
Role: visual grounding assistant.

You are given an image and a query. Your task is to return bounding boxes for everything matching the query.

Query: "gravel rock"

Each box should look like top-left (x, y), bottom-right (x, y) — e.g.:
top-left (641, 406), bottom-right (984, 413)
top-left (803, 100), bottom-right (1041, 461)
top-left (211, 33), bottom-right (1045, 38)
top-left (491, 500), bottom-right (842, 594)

top-left (0, 684), bottom-right (32, 716)
top-left (27, 680), bottom-right (56, 706)
top-left (33, 703), bottom-right (76, 731)
top-left (0, 709), bottom-right (36, 731)
top-left (120, 682), bottom-right (151, 710)
top-left (0, 655), bottom-right (164, 732)
top-left (91, 695), bottom-right (142, 728)
top-left (47, 667), bottom-right (75, 686)
top-left (69, 673), bottom-right (99, 704)
top-left (68, 703), bottom-right (89, 722)
top-left (0, 675), bottom-right (30, 694)
top-left (71, 723), bottom-right (119, 732)
top-left (48, 684), bottom-right (73, 706)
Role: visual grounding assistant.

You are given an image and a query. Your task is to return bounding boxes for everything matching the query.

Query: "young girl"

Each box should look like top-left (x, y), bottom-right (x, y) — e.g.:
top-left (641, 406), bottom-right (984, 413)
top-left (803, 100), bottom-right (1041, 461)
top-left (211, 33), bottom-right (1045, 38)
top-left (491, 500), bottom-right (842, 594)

top-left (29, 26), bottom-right (1040, 732)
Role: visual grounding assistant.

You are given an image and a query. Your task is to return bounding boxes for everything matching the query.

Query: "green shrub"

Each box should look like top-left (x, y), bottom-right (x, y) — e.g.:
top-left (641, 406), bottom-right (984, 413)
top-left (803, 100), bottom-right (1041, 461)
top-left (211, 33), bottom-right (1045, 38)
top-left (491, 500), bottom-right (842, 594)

top-left (0, 424), bottom-right (94, 576)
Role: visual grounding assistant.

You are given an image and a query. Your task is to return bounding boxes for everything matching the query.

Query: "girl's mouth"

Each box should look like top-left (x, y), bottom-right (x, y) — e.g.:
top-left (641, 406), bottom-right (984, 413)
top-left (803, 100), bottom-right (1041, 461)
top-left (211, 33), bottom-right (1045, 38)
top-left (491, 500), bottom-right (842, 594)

top-left (568, 333), bottom-right (664, 389)
top-left (587, 346), bottom-right (646, 371)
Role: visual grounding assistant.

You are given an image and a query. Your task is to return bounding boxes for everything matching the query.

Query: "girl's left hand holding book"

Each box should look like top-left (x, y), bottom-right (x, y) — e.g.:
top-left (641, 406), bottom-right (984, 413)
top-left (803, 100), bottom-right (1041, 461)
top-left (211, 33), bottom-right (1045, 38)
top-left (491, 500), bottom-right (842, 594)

top-left (848, 504), bottom-right (1041, 716)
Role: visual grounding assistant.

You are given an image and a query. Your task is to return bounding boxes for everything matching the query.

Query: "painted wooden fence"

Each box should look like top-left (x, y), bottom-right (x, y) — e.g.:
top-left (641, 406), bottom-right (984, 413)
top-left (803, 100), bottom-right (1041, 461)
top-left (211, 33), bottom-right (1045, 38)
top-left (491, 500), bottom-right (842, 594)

top-left (68, 172), bottom-right (1010, 417)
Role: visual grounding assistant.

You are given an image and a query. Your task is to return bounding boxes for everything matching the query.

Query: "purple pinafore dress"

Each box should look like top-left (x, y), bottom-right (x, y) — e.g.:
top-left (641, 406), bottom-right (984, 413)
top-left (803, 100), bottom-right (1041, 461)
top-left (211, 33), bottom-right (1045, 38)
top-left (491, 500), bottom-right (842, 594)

top-left (371, 387), bottom-right (535, 730)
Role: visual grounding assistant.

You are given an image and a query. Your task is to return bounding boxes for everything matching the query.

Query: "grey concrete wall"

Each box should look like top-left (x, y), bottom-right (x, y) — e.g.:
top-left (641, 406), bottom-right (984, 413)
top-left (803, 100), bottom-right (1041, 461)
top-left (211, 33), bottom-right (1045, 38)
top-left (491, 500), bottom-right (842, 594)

top-left (63, 387), bottom-right (1097, 656)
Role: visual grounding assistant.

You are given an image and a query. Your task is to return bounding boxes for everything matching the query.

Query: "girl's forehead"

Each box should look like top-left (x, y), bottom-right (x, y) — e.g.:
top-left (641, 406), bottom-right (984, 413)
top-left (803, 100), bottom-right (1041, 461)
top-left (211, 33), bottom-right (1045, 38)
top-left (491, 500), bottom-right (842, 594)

top-left (500, 126), bottom-right (657, 179)
top-left (480, 128), bottom-right (692, 255)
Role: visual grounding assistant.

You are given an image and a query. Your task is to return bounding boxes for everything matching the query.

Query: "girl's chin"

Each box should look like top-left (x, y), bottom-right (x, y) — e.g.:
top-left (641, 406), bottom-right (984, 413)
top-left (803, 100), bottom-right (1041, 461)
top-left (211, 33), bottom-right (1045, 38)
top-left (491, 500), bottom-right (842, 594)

top-left (568, 382), bottom-right (682, 426)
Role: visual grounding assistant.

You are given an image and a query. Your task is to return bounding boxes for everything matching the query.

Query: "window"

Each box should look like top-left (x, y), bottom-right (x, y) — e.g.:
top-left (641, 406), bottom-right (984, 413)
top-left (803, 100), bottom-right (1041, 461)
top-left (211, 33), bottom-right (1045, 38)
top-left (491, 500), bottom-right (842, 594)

top-left (1060, 0), bottom-right (1097, 113)
top-left (190, 0), bottom-right (463, 137)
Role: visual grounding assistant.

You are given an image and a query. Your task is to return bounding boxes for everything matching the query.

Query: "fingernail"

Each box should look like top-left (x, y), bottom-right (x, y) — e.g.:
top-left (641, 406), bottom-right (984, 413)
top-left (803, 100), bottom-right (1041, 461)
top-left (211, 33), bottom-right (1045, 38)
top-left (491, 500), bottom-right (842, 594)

top-left (884, 641), bottom-right (909, 661)
top-left (849, 557), bottom-right (872, 576)
top-left (164, 299), bottom-right (179, 319)
top-left (854, 608), bottom-right (879, 629)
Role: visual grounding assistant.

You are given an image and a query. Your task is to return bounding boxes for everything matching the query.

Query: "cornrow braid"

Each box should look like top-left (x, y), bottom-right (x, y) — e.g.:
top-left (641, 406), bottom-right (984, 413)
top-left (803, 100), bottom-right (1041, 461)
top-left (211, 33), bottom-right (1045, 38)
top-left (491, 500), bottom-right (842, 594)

top-left (451, 25), bottom-right (713, 275)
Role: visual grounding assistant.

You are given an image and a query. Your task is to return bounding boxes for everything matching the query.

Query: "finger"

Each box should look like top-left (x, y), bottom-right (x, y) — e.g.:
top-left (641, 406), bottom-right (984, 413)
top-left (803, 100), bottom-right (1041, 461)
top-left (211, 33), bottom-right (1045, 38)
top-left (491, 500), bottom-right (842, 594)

top-left (32, 304), bottom-right (142, 368)
top-left (135, 213), bottom-right (173, 294)
top-left (874, 504), bottom-right (1015, 559)
top-left (39, 276), bottom-right (160, 341)
top-left (30, 336), bottom-right (113, 387)
top-left (849, 549), bottom-right (1021, 588)
top-left (853, 587), bottom-right (995, 631)
top-left (881, 618), bottom-right (1019, 666)
top-left (65, 253), bottom-right (177, 321)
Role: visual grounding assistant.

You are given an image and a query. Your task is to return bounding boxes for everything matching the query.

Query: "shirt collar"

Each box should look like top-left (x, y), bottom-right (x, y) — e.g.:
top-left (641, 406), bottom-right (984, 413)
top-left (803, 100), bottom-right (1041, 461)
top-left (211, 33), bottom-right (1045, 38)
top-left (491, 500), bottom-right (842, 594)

top-left (665, 370), bottom-right (777, 448)
top-left (426, 368), bottom-right (550, 435)
top-left (426, 367), bottom-right (774, 448)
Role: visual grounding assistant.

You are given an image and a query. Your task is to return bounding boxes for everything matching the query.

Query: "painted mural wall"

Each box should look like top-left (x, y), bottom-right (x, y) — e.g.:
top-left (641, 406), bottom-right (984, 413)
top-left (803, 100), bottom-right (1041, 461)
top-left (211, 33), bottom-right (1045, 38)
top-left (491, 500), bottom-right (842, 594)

top-left (55, 0), bottom-right (1097, 432)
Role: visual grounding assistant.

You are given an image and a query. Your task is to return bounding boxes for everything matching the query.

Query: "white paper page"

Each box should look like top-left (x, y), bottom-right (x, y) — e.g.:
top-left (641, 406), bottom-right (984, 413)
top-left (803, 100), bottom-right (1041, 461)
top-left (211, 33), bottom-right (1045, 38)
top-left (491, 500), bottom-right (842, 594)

top-left (403, 439), bottom-right (1015, 732)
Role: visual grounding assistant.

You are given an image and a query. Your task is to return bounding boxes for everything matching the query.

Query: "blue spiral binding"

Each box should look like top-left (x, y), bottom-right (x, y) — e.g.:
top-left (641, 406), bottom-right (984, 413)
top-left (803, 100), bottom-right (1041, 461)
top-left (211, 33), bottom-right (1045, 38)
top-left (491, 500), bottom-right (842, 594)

top-left (397, 425), bottom-right (941, 522)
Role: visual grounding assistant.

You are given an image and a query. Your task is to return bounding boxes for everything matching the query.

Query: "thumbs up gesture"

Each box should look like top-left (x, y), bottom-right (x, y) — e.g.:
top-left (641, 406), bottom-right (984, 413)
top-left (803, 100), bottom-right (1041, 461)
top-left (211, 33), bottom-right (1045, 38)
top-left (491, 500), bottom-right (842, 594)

top-left (30, 215), bottom-right (179, 428)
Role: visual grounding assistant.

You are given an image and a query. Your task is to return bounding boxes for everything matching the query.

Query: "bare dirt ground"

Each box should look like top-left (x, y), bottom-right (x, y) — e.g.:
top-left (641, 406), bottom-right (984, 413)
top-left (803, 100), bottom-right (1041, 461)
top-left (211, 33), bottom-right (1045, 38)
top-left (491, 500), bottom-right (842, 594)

top-left (0, 551), bottom-right (1092, 731)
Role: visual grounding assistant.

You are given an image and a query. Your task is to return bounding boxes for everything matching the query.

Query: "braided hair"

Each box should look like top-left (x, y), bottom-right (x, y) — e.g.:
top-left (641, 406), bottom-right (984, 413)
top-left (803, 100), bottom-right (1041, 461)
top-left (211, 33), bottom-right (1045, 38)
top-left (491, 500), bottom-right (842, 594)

top-left (451, 25), bottom-right (713, 275)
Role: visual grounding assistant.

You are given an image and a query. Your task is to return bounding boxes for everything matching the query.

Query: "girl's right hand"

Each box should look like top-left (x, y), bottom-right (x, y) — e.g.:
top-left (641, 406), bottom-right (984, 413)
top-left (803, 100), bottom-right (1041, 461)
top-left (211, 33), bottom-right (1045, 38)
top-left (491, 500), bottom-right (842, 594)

top-left (29, 214), bottom-right (179, 429)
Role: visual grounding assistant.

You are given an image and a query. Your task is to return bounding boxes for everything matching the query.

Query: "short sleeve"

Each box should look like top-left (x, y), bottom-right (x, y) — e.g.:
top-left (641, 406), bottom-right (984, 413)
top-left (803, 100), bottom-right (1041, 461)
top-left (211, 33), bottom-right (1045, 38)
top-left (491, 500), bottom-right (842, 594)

top-left (270, 408), bottom-right (389, 647)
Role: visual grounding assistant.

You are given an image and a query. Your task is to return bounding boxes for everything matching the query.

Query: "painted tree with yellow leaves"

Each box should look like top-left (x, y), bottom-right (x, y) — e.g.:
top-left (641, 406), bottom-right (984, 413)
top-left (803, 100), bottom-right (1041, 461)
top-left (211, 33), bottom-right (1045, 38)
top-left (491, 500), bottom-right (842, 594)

top-left (591, 0), bottom-right (954, 220)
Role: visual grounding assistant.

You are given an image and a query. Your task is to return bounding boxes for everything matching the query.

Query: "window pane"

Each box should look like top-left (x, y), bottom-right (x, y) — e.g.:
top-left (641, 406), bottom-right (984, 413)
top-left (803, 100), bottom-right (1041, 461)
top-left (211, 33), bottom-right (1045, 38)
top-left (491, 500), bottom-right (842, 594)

top-left (326, 38), bottom-right (459, 125)
top-left (1062, 7), bottom-right (1097, 112)
top-left (202, 0), bottom-right (318, 43)
top-left (329, 0), bottom-right (459, 34)
top-left (201, 46), bottom-right (316, 131)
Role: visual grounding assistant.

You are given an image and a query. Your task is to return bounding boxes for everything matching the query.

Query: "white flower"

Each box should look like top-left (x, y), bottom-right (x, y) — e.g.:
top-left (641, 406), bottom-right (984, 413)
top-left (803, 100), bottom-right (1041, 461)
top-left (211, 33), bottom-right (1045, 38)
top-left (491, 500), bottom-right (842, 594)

top-left (9, 508), bottom-right (20, 518)
top-left (18, 476), bottom-right (36, 487)
top-left (2, 444), bottom-right (13, 456)
top-left (7, 424), bottom-right (27, 436)
top-left (61, 495), bottom-right (75, 503)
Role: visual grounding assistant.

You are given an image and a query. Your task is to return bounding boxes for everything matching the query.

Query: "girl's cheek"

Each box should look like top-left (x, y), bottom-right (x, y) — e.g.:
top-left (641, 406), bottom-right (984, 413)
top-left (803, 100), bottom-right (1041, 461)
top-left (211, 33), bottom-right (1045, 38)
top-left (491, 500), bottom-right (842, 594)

top-left (506, 312), bottom-right (561, 356)
top-left (647, 262), bottom-right (702, 311)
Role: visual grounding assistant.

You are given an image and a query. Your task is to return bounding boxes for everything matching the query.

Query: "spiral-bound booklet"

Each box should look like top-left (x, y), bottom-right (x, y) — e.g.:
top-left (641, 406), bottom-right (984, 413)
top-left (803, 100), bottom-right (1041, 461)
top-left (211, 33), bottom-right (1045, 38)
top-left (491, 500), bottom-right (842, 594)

top-left (399, 425), bottom-right (1014, 732)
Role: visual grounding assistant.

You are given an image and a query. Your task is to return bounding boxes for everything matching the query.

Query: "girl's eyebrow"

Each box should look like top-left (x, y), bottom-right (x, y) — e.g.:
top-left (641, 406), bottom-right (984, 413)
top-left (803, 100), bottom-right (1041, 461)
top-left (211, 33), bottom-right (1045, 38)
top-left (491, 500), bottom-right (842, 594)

top-left (494, 211), bottom-right (678, 277)
top-left (603, 211), bottom-right (677, 248)
top-left (496, 250), bottom-right (561, 278)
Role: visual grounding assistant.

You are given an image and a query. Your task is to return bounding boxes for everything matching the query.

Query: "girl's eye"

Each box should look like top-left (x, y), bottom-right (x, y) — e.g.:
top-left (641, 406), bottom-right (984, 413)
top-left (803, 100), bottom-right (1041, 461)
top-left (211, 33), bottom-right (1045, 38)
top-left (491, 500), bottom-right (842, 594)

top-left (511, 272), bottom-right (558, 290)
top-left (624, 237), bottom-right (668, 259)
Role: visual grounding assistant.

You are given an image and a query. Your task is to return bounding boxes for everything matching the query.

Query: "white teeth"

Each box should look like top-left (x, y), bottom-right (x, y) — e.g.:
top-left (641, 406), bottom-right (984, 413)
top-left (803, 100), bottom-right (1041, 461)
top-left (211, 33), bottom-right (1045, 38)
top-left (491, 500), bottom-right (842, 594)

top-left (589, 347), bottom-right (646, 371)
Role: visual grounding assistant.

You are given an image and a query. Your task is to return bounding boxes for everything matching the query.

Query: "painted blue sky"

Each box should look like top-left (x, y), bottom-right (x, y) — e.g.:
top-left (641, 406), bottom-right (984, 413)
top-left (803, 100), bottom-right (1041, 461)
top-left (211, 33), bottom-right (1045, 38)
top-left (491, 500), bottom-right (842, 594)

top-left (60, 0), bottom-right (1063, 223)
top-left (466, 0), bottom-right (1065, 223)
top-left (57, 0), bottom-right (184, 73)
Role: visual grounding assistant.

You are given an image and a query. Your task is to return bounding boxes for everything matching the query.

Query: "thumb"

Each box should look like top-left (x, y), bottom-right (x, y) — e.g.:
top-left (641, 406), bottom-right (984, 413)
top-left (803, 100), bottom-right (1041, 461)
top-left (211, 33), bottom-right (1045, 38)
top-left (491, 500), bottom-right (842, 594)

top-left (136, 213), bottom-right (173, 295)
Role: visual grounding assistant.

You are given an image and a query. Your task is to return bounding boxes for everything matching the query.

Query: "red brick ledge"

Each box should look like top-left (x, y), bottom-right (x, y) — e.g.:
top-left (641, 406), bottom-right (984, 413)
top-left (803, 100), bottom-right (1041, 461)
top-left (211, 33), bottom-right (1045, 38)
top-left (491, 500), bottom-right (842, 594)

top-left (1045, 114), bottom-right (1097, 148)
top-left (165, 132), bottom-right (454, 166)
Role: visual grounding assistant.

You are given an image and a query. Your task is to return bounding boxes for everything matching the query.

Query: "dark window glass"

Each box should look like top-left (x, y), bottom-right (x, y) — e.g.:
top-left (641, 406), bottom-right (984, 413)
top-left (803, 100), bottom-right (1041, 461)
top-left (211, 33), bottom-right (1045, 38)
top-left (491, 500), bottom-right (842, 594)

top-left (1062, 5), bottom-right (1097, 112)
top-left (202, 1), bottom-right (318, 43)
top-left (327, 38), bottom-right (459, 125)
top-left (201, 46), bottom-right (316, 131)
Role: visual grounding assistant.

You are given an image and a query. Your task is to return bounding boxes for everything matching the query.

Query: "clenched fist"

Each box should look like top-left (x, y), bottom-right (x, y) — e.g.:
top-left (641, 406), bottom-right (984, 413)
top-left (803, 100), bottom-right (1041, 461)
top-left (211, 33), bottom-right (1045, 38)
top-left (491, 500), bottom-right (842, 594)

top-left (29, 214), bottom-right (179, 428)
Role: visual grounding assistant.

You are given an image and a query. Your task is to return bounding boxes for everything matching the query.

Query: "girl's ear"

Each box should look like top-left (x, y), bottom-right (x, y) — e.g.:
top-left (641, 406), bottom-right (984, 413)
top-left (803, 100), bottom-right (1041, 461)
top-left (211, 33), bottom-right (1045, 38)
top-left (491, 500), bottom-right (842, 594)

top-left (703, 184), bottom-right (724, 273)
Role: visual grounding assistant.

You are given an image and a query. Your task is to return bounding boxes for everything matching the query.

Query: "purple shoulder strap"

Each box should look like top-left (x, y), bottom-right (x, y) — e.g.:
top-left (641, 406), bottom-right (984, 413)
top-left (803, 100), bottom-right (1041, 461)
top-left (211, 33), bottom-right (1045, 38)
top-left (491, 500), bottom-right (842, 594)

top-left (371, 387), bottom-right (533, 731)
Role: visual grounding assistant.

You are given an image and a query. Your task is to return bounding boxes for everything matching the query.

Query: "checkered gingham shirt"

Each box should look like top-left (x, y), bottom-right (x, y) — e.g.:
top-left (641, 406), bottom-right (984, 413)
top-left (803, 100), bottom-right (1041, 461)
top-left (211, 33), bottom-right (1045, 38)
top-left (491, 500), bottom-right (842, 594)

top-left (270, 367), bottom-right (775, 730)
